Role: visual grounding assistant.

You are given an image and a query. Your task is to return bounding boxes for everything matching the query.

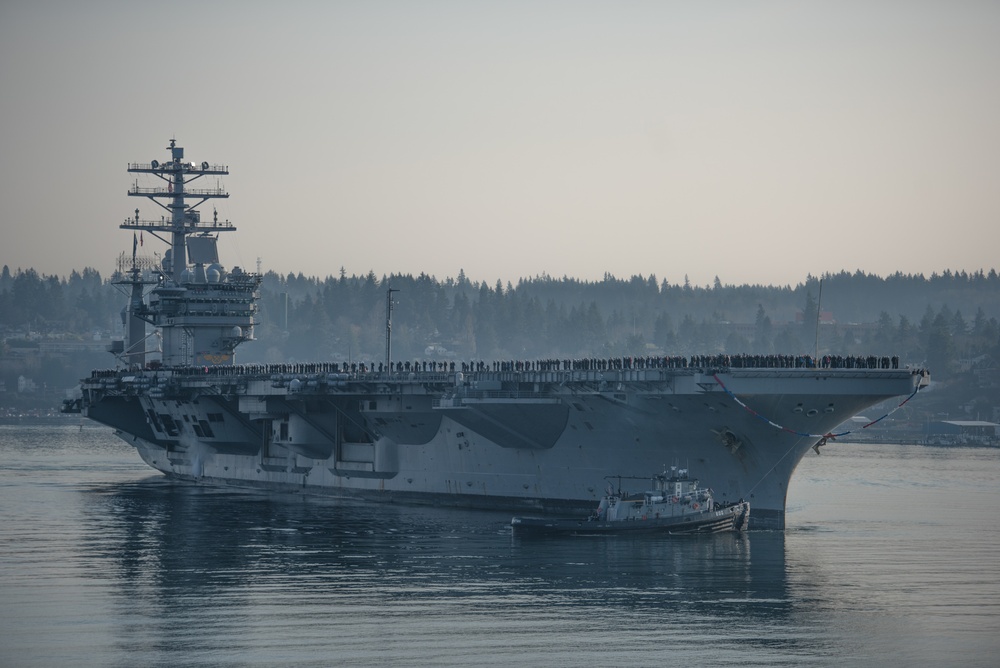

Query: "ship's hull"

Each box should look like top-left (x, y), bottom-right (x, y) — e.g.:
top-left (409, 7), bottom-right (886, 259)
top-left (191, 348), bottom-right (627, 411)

top-left (82, 366), bottom-right (928, 529)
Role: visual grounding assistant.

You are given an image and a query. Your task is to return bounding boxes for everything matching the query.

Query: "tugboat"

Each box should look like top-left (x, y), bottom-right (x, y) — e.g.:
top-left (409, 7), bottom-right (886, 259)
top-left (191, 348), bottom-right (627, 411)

top-left (510, 468), bottom-right (750, 536)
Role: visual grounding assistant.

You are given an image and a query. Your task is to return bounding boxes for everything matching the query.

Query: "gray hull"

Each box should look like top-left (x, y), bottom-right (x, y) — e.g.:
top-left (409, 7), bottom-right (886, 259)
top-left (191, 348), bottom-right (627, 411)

top-left (84, 366), bottom-right (927, 529)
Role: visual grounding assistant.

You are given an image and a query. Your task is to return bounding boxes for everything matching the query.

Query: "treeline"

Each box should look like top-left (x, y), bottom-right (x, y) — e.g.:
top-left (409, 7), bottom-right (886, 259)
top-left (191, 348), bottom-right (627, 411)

top-left (3, 264), bottom-right (1000, 379)
top-left (0, 266), bottom-right (115, 333)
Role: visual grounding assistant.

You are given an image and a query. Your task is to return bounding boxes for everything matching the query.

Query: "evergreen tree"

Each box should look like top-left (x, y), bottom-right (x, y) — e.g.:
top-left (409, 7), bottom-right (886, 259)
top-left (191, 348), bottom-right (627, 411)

top-left (951, 309), bottom-right (967, 336)
top-left (926, 312), bottom-right (955, 375)
top-left (973, 307), bottom-right (988, 337)
top-left (875, 311), bottom-right (895, 348)
top-left (801, 289), bottom-right (819, 351)
top-left (652, 312), bottom-right (675, 350)
top-left (754, 304), bottom-right (773, 352)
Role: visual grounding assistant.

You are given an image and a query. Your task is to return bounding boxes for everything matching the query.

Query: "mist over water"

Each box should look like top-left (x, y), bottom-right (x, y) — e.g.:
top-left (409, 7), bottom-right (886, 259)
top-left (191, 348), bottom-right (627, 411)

top-left (1, 425), bottom-right (998, 667)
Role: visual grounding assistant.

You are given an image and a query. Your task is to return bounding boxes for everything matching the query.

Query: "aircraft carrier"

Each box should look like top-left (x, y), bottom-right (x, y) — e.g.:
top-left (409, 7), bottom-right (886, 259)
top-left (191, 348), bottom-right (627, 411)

top-left (69, 140), bottom-right (929, 529)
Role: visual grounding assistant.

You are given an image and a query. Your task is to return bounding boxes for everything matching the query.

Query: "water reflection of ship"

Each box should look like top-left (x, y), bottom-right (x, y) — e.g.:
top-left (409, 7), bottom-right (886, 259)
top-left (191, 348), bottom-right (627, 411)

top-left (91, 478), bottom-right (791, 624)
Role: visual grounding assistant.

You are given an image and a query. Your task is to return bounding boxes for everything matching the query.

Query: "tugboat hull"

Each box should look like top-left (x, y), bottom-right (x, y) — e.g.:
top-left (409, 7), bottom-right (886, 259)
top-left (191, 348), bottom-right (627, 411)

top-left (511, 501), bottom-right (751, 536)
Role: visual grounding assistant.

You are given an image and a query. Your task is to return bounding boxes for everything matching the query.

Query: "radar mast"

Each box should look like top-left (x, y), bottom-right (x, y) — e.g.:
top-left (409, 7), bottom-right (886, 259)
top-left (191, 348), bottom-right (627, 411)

top-left (119, 140), bottom-right (260, 367)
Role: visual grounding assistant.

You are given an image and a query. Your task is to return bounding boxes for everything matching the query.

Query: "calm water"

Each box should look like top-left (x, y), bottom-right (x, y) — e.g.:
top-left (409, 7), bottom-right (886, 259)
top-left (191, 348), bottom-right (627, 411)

top-left (1, 425), bottom-right (998, 667)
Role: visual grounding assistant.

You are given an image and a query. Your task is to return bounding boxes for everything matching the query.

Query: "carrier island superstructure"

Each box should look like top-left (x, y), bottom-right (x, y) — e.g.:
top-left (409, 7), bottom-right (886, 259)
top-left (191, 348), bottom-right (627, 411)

top-left (73, 141), bottom-right (930, 529)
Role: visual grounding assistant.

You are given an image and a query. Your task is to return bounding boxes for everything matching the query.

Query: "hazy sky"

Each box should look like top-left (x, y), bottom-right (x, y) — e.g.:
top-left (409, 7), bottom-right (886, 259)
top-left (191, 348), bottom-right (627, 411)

top-left (1, 1), bottom-right (998, 288)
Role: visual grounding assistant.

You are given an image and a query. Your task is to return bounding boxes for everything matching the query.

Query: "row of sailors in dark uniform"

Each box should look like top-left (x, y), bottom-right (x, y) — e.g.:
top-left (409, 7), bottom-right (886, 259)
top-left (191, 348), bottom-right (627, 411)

top-left (460, 354), bottom-right (900, 372)
top-left (92, 353), bottom-right (901, 379)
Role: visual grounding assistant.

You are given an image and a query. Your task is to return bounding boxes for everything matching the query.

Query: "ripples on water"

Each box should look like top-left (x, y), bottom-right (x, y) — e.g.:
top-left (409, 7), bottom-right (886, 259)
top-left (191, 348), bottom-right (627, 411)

top-left (1, 425), bottom-right (998, 667)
